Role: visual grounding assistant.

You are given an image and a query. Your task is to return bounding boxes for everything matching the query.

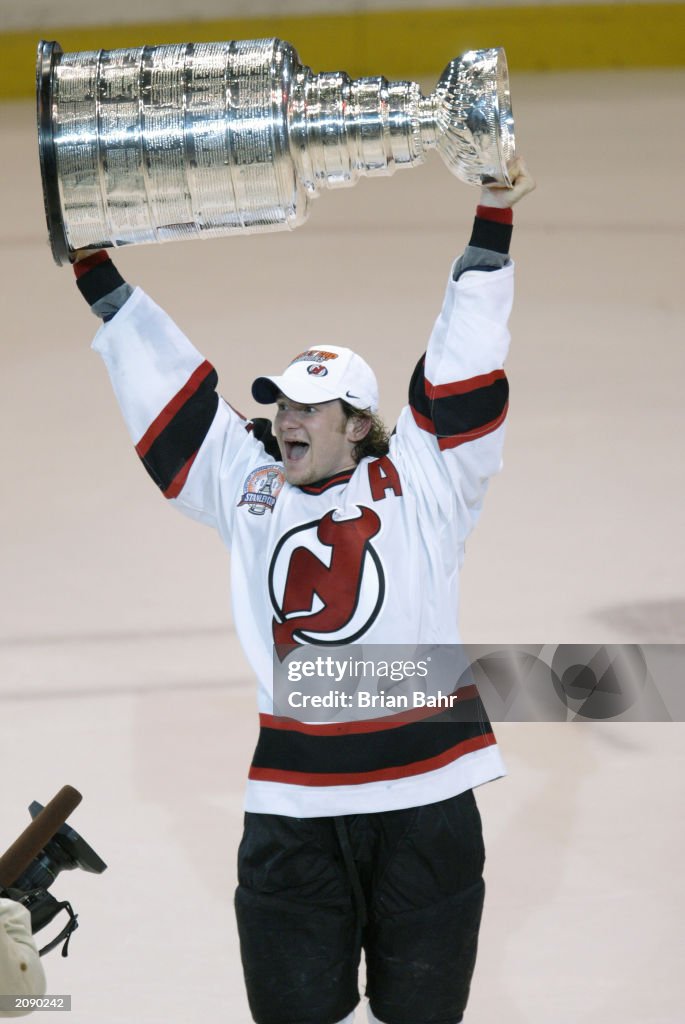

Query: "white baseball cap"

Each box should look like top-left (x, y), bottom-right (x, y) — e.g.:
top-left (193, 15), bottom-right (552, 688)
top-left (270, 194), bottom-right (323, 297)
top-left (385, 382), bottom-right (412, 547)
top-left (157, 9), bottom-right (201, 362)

top-left (252, 345), bottom-right (379, 413)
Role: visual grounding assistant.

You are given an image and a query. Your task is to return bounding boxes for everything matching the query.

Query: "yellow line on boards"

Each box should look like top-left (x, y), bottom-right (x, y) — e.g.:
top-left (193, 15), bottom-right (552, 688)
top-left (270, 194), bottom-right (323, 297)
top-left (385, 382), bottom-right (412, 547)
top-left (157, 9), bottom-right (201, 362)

top-left (2, 4), bottom-right (684, 100)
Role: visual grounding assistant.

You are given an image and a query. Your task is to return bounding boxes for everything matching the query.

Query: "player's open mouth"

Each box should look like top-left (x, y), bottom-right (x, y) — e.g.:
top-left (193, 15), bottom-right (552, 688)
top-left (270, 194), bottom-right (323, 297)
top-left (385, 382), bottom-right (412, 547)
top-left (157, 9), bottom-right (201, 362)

top-left (285, 441), bottom-right (309, 462)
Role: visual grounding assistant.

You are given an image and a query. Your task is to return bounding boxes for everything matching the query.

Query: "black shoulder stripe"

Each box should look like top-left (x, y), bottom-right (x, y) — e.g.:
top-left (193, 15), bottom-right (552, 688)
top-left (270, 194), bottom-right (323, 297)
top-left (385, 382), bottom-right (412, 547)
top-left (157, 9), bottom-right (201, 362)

top-left (250, 417), bottom-right (281, 460)
top-left (408, 354), bottom-right (431, 419)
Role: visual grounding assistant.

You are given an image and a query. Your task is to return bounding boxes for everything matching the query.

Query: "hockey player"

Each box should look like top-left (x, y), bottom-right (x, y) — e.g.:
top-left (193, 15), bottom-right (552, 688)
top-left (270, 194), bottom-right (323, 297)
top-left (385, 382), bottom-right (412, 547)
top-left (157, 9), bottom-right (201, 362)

top-left (73, 157), bottom-right (535, 1024)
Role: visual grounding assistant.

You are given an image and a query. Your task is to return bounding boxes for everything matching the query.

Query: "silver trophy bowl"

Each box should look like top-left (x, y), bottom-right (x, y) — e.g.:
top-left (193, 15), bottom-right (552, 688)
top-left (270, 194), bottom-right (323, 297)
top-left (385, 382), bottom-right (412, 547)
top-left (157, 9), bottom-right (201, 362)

top-left (37, 38), bottom-right (515, 264)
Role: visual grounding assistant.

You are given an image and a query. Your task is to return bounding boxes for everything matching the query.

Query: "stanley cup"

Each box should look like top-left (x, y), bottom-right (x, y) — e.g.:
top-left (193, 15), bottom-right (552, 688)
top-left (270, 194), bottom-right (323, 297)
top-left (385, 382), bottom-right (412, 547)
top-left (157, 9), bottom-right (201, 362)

top-left (37, 38), bottom-right (515, 265)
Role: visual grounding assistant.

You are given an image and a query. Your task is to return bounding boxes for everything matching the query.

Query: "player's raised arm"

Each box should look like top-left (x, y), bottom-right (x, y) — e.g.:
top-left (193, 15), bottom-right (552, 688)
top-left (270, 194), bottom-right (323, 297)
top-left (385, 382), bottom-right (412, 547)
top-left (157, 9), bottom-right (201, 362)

top-left (391, 157), bottom-right (535, 542)
top-left (73, 251), bottom-right (268, 540)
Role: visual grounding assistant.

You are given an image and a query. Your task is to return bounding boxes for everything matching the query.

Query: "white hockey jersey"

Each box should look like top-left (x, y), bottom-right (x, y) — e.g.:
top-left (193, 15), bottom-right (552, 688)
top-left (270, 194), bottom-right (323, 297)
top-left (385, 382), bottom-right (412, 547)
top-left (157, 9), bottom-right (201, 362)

top-left (92, 259), bottom-right (513, 816)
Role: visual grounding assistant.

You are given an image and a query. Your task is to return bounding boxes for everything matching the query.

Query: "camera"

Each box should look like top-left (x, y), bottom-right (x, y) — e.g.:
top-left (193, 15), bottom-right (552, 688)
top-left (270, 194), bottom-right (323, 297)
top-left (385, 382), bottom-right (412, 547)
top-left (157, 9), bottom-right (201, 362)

top-left (0, 797), bottom-right (106, 957)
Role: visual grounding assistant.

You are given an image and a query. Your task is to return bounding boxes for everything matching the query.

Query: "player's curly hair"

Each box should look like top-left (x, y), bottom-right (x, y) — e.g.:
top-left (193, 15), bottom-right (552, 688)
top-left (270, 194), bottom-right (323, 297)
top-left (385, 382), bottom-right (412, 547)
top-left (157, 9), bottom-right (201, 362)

top-left (341, 400), bottom-right (390, 462)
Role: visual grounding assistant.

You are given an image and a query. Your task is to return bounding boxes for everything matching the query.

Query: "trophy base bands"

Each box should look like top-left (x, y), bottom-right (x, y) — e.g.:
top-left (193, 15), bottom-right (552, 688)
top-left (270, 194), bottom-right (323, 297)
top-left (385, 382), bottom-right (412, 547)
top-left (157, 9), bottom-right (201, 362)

top-left (0, 996), bottom-right (71, 1011)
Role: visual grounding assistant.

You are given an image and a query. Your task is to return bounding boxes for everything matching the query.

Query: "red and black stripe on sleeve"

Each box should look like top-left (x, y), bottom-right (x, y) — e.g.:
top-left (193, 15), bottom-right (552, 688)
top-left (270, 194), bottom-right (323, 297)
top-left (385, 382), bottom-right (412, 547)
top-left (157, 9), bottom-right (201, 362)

top-left (408, 204), bottom-right (511, 449)
top-left (409, 355), bottom-right (508, 450)
top-left (74, 252), bottom-right (220, 496)
top-left (135, 361), bottom-right (219, 499)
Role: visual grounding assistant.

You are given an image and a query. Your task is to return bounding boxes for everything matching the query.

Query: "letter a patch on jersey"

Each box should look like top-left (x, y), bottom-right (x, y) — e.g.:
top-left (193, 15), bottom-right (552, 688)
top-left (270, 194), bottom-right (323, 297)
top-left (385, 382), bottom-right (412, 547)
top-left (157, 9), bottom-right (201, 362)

top-left (269, 506), bottom-right (384, 646)
top-left (368, 455), bottom-right (403, 501)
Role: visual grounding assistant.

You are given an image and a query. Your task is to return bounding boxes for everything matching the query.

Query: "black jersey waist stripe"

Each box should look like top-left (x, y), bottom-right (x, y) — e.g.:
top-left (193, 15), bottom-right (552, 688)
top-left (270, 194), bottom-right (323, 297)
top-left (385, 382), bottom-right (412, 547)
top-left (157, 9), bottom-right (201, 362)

top-left (249, 732), bottom-right (496, 786)
top-left (250, 712), bottom-right (491, 776)
top-left (137, 376), bottom-right (219, 494)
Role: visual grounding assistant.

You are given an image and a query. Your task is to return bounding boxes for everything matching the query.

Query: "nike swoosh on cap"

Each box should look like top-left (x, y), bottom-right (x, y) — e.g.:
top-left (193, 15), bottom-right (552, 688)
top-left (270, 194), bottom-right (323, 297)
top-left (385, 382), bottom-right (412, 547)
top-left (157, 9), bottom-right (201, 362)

top-left (346, 391), bottom-right (361, 400)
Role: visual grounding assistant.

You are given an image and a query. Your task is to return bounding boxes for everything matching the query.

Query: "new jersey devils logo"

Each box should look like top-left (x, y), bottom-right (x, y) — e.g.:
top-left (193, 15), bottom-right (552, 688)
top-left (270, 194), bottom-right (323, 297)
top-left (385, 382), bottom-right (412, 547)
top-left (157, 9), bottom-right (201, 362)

top-left (269, 506), bottom-right (385, 646)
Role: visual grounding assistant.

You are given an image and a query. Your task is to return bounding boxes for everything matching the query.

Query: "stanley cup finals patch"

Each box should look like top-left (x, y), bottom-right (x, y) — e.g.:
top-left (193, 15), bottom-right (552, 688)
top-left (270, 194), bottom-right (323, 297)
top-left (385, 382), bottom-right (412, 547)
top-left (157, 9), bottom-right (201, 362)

top-left (238, 465), bottom-right (286, 516)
